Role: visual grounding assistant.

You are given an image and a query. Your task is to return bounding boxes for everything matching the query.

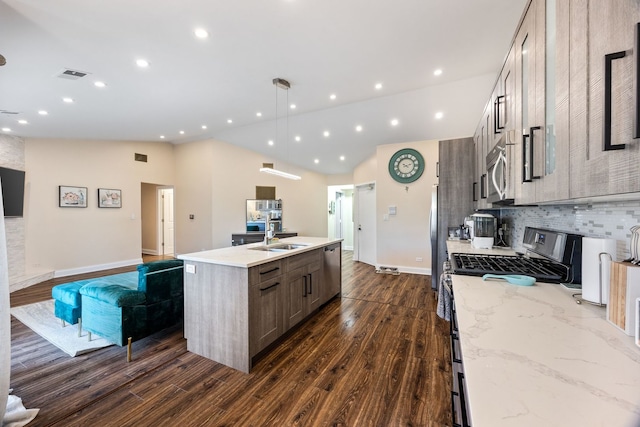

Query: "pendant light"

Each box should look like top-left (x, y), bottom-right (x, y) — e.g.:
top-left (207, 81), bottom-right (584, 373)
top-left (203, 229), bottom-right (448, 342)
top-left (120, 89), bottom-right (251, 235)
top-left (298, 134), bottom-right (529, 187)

top-left (259, 78), bottom-right (301, 180)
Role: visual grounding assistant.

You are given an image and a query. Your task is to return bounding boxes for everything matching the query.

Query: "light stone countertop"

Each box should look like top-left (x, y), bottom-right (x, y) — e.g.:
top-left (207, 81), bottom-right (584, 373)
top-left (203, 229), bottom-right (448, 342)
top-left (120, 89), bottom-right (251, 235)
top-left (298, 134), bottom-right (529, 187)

top-left (451, 274), bottom-right (640, 427)
top-left (178, 236), bottom-right (342, 268)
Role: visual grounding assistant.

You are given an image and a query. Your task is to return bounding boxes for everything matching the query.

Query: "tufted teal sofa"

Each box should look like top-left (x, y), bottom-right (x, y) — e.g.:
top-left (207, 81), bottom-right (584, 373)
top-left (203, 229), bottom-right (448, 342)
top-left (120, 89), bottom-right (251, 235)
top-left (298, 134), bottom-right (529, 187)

top-left (75, 260), bottom-right (184, 357)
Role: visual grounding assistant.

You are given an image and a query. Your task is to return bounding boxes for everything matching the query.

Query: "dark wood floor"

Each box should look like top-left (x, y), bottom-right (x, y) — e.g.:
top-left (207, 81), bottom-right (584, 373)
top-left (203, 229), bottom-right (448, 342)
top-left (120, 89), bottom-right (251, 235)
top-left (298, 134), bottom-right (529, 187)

top-left (9, 252), bottom-right (452, 426)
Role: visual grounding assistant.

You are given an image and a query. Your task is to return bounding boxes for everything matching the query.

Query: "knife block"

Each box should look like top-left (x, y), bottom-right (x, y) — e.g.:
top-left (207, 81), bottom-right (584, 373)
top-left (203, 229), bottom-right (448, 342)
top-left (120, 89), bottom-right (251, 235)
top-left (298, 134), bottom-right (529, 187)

top-left (608, 262), bottom-right (640, 336)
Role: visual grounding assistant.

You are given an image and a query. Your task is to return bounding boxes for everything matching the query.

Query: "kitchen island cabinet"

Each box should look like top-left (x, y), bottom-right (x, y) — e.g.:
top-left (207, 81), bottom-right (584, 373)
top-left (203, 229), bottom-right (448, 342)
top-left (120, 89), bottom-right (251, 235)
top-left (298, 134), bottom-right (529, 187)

top-left (179, 237), bottom-right (342, 373)
top-left (450, 273), bottom-right (640, 426)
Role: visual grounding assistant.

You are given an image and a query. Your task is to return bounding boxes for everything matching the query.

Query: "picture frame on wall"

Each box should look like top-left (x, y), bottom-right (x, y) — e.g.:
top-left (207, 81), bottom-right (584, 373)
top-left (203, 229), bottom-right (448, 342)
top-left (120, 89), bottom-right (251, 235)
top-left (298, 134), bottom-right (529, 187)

top-left (98, 188), bottom-right (122, 208)
top-left (59, 185), bottom-right (88, 208)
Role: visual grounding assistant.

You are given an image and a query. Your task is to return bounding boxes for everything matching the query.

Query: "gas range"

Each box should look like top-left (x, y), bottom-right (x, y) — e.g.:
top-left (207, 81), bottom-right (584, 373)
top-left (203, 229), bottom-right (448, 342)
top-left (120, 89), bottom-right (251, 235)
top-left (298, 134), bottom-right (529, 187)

top-left (450, 253), bottom-right (569, 283)
top-left (450, 227), bottom-right (583, 284)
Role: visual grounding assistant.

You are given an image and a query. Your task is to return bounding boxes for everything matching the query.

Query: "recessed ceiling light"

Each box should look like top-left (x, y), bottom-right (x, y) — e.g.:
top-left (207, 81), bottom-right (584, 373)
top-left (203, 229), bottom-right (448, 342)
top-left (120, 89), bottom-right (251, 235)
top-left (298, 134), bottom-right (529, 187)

top-left (227, 119), bottom-right (233, 124)
top-left (201, 125), bottom-right (207, 129)
top-left (256, 112), bottom-right (262, 117)
top-left (136, 59), bottom-right (150, 68)
top-left (290, 104), bottom-right (296, 110)
top-left (340, 155), bottom-right (345, 161)
top-left (323, 131), bottom-right (330, 137)
top-left (355, 125), bottom-right (363, 132)
top-left (435, 111), bottom-right (444, 119)
top-left (38, 110), bottom-right (48, 115)
top-left (17, 119), bottom-right (28, 125)
top-left (62, 97), bottom-right (74, 103)
top-left (1, 127), bottom-right (11, 132)
top-left (434, 69), bottom-right (443, 76)
top-left (268, 140), bottom-right (274, 146)
top-left (391, 119), bottom-right (399, 126)
top-left (375, 83), bottom-right (383, 90)
top-left (329, 94), bottom-right (336, 100)
top-left (94, 81), bottom-right (106, 88)
top-left (160, 135), bottom-right (165, 139)
top-left (295, 136), bottom-right (301, 142)
top-left (314, 159), bottom-right (320, 164)
top-left (194, 28), bottom-right (209, 39)
top-left (179, 130), bottom-right (185, 135)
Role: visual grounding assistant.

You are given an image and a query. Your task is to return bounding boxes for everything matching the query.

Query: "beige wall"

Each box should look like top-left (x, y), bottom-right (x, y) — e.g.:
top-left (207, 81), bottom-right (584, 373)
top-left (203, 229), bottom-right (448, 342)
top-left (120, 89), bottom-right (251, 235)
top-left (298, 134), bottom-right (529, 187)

top-left (174, 139), bottom-right (329, 254)
top-left (25, 138), bottom-right (176, 275)
top-left (352, 140), bottom-right (438, 274)
top-left (376, 140), bottom-right (438, 273)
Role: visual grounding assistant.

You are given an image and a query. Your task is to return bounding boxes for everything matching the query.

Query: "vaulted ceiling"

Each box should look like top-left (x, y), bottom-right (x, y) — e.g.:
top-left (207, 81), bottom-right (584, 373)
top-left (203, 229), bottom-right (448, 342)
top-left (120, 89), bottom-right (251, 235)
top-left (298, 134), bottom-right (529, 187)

top-left (0, 0), bottom-right (528, 174)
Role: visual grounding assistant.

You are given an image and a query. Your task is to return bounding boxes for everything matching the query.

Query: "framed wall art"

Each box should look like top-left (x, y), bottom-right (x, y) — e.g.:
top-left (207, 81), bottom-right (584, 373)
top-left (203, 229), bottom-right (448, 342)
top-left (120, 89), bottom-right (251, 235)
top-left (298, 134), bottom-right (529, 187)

top-left (59, 185), bottom-right (88, 208)
top-left (98, 188), bottom-right (122, 208)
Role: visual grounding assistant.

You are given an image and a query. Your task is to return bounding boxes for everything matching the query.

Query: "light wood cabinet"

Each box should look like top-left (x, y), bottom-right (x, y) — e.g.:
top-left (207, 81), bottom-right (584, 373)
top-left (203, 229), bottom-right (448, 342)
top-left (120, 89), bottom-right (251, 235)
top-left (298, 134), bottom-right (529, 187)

top-left (284, 249), bottom-right (322, 329)
top-left (249, 260), bottom-right (285, 355)
top-left (570, 0), bottom-right (640, 199)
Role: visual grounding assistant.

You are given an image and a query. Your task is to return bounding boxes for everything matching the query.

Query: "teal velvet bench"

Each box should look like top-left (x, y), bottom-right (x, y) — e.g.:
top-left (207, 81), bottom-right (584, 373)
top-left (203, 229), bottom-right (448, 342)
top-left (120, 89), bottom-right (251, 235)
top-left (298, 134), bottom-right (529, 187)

top-left (51, 272), bottom-right (137, 336)
top-left (79, 259), bottom-right (184, 361)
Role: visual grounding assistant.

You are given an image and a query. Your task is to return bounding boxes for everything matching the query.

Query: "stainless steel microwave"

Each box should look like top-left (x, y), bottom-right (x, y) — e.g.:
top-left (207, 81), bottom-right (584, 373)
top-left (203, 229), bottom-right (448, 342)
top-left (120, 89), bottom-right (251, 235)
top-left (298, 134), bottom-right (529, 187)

top-left (486, 136), bottom-right (514, 205)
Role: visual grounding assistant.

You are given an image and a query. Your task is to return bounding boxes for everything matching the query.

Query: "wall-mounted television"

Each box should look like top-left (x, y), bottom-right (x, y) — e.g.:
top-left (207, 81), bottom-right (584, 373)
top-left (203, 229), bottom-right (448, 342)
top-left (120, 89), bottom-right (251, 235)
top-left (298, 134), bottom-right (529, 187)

top-left (0, 166), bottom-right (25, 217)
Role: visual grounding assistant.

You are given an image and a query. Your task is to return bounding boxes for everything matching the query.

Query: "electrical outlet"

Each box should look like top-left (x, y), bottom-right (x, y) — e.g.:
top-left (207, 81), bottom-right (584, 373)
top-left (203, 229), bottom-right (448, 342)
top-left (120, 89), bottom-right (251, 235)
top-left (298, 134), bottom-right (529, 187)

top-left (186, 264), bottom-right (196, 274)
top-left (416, 257), bottom-right (423, 262)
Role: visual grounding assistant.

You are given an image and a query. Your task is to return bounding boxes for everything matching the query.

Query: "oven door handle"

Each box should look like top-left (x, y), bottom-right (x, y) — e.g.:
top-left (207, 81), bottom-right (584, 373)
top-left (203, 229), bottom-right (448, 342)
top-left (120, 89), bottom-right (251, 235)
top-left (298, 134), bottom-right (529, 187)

top-left (491, 152), bottom-right (506, 200)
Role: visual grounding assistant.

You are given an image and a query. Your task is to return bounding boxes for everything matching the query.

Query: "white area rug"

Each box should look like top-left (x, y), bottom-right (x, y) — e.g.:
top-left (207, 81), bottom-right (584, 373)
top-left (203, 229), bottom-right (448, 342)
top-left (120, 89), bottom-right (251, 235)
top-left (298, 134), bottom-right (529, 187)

top-left (10, 299), bottom-right (113, 357)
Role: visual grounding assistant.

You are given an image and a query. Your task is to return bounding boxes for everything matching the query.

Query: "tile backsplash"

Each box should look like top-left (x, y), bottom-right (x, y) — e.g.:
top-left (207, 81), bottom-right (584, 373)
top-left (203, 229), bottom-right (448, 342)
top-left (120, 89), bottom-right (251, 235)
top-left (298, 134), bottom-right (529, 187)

top-left (496, 200), bottom-right (640, 260)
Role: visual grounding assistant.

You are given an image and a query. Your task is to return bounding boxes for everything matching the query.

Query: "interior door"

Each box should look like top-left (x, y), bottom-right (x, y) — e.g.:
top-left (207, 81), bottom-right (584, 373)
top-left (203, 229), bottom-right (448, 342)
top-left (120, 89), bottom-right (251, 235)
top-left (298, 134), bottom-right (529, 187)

top-left (355, 183), bottom-right (376, 266)
top-left (334, 191), bottom-right (343, 239)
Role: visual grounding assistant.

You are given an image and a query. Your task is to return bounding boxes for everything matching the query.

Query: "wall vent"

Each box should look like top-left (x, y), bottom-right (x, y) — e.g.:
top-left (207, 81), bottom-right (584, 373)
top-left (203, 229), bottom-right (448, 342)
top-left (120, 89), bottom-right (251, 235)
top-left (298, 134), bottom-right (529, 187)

top-left (134, 153), bottom-right (148, 162)
top-left (0, 110), bottom-right (20, 115)
top-left (57, 68), bottom-right (90, 80)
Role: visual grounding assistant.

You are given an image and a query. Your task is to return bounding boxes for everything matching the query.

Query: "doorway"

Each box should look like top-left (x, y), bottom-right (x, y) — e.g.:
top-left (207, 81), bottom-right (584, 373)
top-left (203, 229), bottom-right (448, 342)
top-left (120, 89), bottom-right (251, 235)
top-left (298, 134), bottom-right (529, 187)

top-left (141, 183), bottom-right (175, 257)
top-left (354, 183), bottom-right (376, 266)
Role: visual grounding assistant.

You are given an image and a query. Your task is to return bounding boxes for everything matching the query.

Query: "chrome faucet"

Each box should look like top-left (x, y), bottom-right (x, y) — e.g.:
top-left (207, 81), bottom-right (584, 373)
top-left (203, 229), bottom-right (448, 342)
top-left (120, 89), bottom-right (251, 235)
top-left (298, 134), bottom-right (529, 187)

top-left (264, 215), bottom-right (276, 245)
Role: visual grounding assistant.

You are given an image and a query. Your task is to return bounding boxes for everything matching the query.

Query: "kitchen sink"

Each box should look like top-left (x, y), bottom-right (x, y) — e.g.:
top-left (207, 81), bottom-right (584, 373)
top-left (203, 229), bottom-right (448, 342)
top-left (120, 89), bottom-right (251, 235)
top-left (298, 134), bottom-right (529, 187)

top-left (248, 243), bottom-right (308, 252)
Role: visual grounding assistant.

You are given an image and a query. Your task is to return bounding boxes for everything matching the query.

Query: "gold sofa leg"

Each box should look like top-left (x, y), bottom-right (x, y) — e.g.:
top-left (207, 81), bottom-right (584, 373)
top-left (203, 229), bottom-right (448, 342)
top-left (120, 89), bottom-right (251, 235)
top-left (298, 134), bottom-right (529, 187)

top-left (127, 337), bottom-right (132, 362)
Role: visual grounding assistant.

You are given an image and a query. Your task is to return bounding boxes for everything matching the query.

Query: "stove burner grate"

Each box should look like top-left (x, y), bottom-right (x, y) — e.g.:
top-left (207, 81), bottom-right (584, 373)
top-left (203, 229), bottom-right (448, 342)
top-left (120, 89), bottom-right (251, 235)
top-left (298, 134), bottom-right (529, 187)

top-left (451, 253), bottom-right (570, 283)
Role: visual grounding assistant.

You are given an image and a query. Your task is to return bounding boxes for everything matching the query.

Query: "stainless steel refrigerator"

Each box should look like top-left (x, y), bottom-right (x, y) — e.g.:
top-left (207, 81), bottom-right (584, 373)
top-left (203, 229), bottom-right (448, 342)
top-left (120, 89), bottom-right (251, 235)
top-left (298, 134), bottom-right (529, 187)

top-left (430, 138), bottom-right (475, 290)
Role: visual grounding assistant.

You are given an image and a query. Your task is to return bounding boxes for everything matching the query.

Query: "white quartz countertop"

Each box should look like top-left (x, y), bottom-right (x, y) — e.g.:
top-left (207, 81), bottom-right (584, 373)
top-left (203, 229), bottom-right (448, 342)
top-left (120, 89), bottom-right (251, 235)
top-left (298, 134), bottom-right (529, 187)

top-left (451, 274), bottom-right (640, 427)
top-left (178, 236), bottom-right (342, 268)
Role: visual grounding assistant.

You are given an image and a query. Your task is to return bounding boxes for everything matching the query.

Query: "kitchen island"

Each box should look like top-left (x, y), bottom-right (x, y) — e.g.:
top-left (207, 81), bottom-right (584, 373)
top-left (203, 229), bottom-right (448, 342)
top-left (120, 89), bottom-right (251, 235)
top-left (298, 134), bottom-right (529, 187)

top-left (178, 237), bottom-right (342, 373)
top-left (451, 273), bottom-right (640, 426)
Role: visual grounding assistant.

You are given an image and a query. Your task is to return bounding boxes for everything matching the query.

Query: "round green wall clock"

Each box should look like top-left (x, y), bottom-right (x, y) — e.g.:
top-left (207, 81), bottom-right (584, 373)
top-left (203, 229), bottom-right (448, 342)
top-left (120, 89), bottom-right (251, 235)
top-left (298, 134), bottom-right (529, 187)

top-left (388, 148), bottom-right (425, 183)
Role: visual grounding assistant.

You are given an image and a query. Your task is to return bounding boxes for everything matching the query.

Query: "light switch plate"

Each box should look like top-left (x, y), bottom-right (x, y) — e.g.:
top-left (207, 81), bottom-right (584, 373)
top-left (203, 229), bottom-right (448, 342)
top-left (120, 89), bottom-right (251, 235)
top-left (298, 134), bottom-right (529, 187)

top-left (186, 264), bottom-right (196, 274)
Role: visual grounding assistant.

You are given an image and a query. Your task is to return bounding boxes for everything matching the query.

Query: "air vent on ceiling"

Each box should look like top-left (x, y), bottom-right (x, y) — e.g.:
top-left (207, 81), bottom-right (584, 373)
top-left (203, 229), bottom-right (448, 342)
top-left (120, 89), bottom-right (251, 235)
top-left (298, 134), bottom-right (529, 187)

top-left (0, 110), bottom-right (20, 115)
top-left (134, 153), bottom-right (148, 163)
top-left (57, 68), bottom-right (90, 80)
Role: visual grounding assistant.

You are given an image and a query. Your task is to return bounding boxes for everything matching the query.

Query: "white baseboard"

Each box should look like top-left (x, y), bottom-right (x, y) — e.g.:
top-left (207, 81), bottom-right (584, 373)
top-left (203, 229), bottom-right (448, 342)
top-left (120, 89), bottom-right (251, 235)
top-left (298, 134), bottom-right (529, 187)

top-left (343, 245), bottom-right (354, 251)
top-left (9, 270), bottom-right (55, 293)
top-left (54, 258), bottom-right (143, 278)
top-left (141, 248), bottom-right (158, 255)
top-left (375, 264), bottom-right (430, 276)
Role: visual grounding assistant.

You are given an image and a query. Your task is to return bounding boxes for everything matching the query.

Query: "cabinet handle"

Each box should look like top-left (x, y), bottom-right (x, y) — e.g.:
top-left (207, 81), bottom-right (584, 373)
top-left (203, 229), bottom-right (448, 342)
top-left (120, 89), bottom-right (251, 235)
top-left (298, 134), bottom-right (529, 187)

top-left (259, 281), bottom-right (280, 291)
top-left (480, 174), bottom-right (487, 199)
top-left (522, 133), bottom-right (530, 182)
top-left (436, 161), bottom-right (440, 178)
top-left (457, 372), bottom-right (470, 427)
top-left (530, 126), bottom-right (541, 179)
top-left (451, 336), bottom-right (462, 364)
top-left (308, 274), bottom-right (313, 294)
top-left (303, 275), bottom-right (307, 297)
top-left (260, 267), bottom-right (280, 275)
top-left (494, 95), bottom-right (505, 133)
top-left (635, 23), bottom-right (640, 139)
top-left (472, 182), bottom-right (477, 202)
top-left (604, 50), bottom-right (627, 151)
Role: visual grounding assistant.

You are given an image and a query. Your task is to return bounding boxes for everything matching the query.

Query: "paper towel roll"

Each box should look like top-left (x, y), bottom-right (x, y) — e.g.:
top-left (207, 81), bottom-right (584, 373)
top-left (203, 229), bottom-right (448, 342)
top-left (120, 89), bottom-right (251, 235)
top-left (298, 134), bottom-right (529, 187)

top-left (581, 237), bottom-right (617, 304)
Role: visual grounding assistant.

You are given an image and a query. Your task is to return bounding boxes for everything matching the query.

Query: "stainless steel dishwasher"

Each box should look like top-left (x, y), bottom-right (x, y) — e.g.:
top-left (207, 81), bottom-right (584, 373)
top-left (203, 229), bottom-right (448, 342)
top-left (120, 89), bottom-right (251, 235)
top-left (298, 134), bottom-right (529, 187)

top-left (323, 242), bottom-right (342, 300)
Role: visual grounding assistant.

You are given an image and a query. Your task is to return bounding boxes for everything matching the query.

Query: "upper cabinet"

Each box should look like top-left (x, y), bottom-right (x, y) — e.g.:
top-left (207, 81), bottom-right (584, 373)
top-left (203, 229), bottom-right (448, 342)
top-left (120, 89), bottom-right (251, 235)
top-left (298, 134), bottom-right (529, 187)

top-left (476, 0), bottom-right (640, 206)
top-left (570, 0), bottom-right (640, 199)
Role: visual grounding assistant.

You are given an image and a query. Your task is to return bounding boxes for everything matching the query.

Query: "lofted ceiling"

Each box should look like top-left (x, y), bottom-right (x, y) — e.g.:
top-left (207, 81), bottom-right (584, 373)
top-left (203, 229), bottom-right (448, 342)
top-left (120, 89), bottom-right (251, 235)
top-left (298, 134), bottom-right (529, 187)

top-left (0, 0), bottom-right (528, 175)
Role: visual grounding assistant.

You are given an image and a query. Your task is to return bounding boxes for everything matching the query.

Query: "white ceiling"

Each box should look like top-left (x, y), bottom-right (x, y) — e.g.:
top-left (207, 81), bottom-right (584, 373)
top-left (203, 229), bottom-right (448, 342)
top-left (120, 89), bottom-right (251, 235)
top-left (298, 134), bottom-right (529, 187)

top-left (0, 0), bottom-right (528, 175)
